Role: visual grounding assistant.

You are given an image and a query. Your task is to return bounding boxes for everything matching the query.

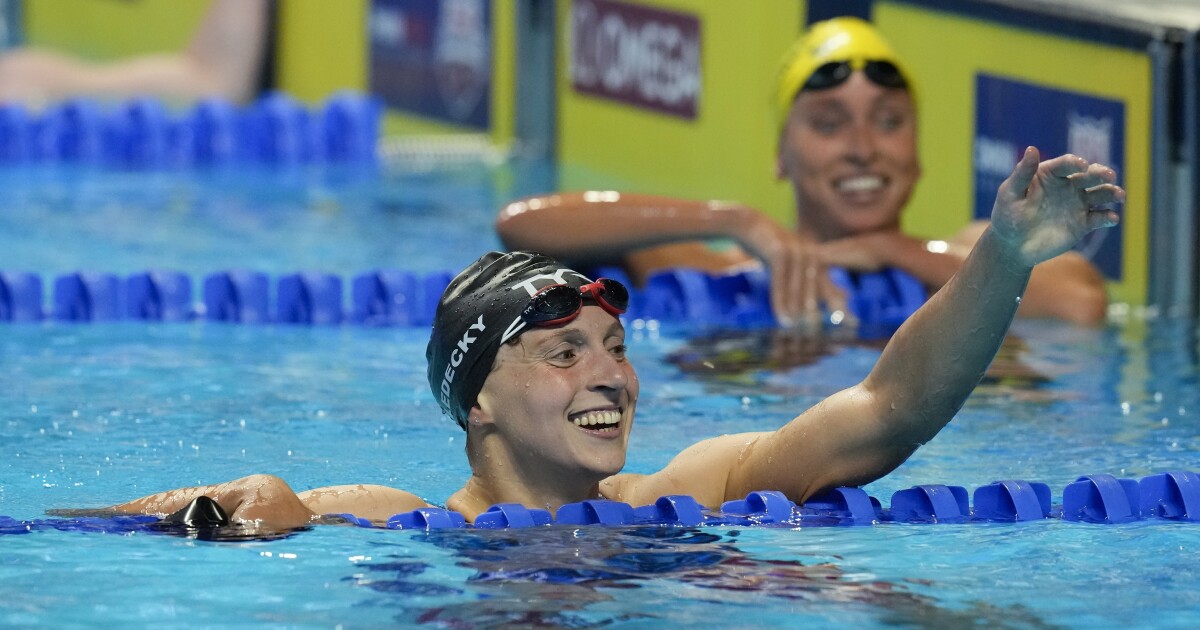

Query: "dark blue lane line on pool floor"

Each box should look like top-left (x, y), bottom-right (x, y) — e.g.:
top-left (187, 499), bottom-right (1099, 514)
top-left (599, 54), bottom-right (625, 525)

top-left (7, 472), bottom-right (1197, 536)
top-left (0, 265), bottom-right (926, 335)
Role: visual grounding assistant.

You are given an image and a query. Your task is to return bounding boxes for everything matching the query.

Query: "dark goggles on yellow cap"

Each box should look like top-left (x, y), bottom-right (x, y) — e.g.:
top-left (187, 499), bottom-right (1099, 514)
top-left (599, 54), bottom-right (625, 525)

top-left (802, 60), bottom-right (908, 92)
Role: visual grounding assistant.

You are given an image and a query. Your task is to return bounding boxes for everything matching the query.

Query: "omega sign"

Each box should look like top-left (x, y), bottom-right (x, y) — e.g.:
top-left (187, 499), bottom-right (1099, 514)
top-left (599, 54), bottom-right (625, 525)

top-left (570, 0), bottom-right (701, 119)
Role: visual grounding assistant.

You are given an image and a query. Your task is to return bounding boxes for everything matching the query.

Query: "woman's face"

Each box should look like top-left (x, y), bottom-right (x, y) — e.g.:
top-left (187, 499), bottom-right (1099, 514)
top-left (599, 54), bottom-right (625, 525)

top-left (473, 306), bottom-right (639, 482)
top-left (777, 71), bottom-right (920, 240)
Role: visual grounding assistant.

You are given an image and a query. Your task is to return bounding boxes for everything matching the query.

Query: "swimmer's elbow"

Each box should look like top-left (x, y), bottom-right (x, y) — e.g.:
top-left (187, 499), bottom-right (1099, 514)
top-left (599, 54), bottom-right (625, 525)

top-left (494, 202), bottom-right (522, 245)
top-left (495, 199), bottom-right (549, 251)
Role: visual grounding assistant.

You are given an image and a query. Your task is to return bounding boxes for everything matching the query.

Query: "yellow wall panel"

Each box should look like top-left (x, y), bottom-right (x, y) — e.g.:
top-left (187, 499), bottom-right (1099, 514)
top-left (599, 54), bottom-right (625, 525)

top-left (556, 0), bottom-right (804, 227)
top-left (875, 2), bottom-right (1152, 305)
top-left (275, 0), bottom-right (369, 103)
top-left (24, 0), bottom-right (209, 58)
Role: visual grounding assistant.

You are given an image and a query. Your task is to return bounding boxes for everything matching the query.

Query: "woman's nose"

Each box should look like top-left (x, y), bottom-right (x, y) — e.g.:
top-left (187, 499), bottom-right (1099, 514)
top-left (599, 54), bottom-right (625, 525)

top-left (845, 122), bottom-right (878, 163)
top-left (589, 348), bottom-right (629, 391)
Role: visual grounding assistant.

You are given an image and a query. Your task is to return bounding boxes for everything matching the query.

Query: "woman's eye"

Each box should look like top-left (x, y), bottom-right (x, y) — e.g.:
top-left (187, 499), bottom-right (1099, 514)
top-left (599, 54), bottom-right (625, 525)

top-left (609, 344), bottom-right (627, 359)
top-left (550, 348), bottom-right (577, 362)
top-left (875, 109), bottom-right (909, 132)
top-left (877, 117), bottom-right (899, 131)
top-left (808, 117), bottom-right (843, 134)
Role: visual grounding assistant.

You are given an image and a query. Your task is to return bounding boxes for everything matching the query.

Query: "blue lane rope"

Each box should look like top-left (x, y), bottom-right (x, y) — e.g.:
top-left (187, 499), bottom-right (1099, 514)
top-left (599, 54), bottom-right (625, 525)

top-left (0, 91), bottom-right (380, 167)
top-left (0, 265), bottom-right (926, 334)
top-left (6, 471), bottom-right (1197, 535)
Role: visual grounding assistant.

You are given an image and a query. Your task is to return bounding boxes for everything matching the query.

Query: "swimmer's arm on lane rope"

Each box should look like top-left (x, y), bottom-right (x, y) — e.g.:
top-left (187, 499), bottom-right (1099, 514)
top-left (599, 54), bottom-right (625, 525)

top-left (497, 191), bottom-right (845, 326)
top-left (296, 485), bottom-right (431, 523)
top-left (496, 191), bottom-right (767, 273)
top-left (105, 474), bottom-right (318, 530)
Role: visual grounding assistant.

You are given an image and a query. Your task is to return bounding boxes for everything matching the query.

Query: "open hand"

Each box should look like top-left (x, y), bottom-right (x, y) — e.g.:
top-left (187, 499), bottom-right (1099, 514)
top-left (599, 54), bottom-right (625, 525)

top-left (990, 147), bottom-right (1124, 268)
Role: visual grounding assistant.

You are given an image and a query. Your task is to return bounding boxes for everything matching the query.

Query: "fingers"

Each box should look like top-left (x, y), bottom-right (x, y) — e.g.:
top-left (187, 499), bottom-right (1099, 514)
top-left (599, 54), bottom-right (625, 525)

top-left (768, 249), bottom-right (796, 325)
top-left (820, 271), bottom-right (852, 327)
top-left (1001, 146), bottom-right (1041, 200)
top-left (1083, 181), bottom-right (1125, 206)
top-left (771, 252), bottom-right (823, 330)
top-left (1040, 150), bottom-right (1090, 179)
top-left (1067, 162), bottom-right (1117, 190)
top-left (771, 258), bottom-right (849, 331)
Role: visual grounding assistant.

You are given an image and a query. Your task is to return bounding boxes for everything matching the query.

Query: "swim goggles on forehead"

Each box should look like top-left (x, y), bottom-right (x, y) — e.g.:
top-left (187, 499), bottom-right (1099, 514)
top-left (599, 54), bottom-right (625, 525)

top-left (802, 59), bottom-right (908, 92)
top-left (521, 278), bottom-right (629, 327)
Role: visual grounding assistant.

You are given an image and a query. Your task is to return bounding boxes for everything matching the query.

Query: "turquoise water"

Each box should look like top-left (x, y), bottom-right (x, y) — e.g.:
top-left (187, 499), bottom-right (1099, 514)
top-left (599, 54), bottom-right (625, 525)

top-left (1, 164), bottom-right (1198, 628)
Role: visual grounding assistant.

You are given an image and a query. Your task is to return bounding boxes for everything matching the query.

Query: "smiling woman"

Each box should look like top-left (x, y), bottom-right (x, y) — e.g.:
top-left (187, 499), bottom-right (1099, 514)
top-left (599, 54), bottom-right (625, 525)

top-left (89, 148), bottom-right (1122, 532)
top-left (495, 16), bottom-right (1110, 327)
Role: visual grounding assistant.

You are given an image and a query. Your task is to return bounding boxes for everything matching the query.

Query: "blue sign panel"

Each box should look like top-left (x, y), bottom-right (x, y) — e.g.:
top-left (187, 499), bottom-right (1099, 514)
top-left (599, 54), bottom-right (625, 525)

top-left (369, 0), bottom-right (492, 130)
top-left (974, 74), bottom-right (1124, 279)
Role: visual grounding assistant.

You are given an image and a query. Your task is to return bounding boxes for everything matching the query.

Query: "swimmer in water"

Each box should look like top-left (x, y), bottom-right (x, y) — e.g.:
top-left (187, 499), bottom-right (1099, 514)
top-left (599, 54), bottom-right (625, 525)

top-left (94, 148), bottom-right (1122, 531)
top-left (495, 17), bottom-right (1111, 328)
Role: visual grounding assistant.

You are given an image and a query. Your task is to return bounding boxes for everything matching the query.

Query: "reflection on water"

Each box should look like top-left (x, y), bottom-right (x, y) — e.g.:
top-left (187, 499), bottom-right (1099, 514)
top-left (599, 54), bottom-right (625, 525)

top-left (667, 328), bottom-right (1051, 392)
top-left (349, 526), bottom-right (1062, 629)
top-left (666, 328), bottom-right (853, 378)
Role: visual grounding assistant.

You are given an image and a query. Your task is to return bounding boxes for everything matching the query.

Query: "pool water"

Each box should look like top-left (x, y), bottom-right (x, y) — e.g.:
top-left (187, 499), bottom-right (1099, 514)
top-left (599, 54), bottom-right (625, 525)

top-left (1, 163), bottom-right (1198, 628)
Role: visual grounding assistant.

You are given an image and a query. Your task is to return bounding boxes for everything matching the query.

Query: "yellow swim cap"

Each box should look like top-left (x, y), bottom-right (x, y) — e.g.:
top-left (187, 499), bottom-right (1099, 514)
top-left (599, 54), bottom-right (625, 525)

top-left (775, 17), bottom-right (913, 131)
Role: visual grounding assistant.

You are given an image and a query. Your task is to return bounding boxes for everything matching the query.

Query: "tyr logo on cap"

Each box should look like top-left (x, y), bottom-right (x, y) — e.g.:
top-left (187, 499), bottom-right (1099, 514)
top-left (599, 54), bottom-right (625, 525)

top-left (508, 269), bottom-right (591, 297)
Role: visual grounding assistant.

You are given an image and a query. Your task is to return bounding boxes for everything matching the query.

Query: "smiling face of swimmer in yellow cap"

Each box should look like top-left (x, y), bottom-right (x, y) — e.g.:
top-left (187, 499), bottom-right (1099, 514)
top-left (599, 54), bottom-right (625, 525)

top-left (775, 17), bottom-right (921, 241)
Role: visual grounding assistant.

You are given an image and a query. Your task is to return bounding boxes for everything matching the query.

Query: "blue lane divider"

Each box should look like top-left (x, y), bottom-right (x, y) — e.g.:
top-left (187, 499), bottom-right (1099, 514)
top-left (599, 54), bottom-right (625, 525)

top-left (720, 490), bottom-right (796, 525)
top-left (1062, 474), bottom-right (1141, 524)
top-left (0, 103), bottom-right (32, 161)
top-left (474, 503), bottom-right (554, 529)
top-left (0, 514), bottom-right (161, 535)
top-left (0, 90), bottom-right (379, 168)
top-left (889, 485), bottom-right (970, 523)
top-left (0, 272), bottom-right (43, 322)
top-left (829, 267), bottom-right (927, 339)
top-left (36, 99), bottom-right (106, 163)
top-left (387, 507), bottom-right (467, 530)
top-left (126, 271), bottom-right (193, 321)
top-left (203, 271), bottom-right (270, 324)
top-left (596, 265), bottom-right (923, 334)
top-left (104, 98), bottom-right (171, 168)
top-left (351, 270), bottom-right (417, 326)
top-left (277, 272), bottom-right (343, 325)
top-left (1139, 471), bottom-right (1200, 521)
top-left (556, 499), bottom-right (636, 526)
top-left (349, 269), bottom-right (450, 327)
top-left (7, 471), bottom-right (1200, 535)
top-left (632, 495), bottom-right (708, 526)
top-left (356, 470), bottom-right (1200, 530)
top-left (638, 268), bottom-right (725, 324)
top-left (972, 480), bottom-right (1052, 522)
top-left (1, 265), bottom-right (923, 331)
top-left (796, 487), bottom-right (880, 525)
top-left (181, 99), bottom-right (241, 164)
top-left (53, 272), bottom-right (123, 321)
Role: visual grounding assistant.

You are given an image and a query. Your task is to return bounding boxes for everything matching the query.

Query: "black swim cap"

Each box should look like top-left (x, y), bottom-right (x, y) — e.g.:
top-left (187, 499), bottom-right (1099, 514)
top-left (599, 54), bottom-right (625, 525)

top-left (426, 251), bottom-right (596, 430)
